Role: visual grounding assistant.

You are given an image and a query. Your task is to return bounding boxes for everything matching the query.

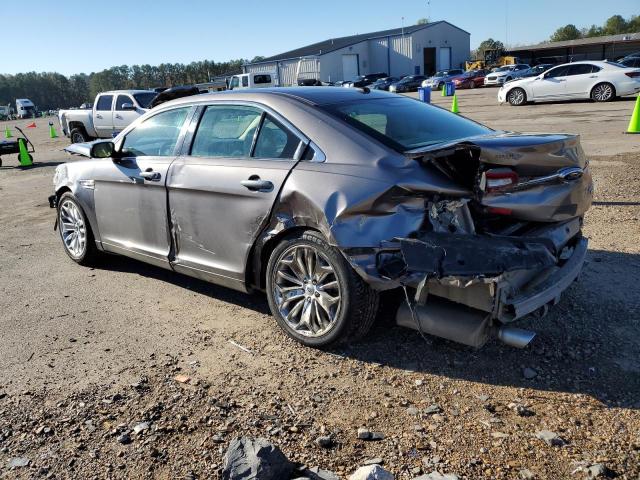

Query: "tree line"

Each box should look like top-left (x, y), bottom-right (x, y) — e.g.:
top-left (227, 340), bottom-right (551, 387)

top-left (550, 14), bottom-right (639, 42)
top-left (0, 59), bottom-right (250, 111)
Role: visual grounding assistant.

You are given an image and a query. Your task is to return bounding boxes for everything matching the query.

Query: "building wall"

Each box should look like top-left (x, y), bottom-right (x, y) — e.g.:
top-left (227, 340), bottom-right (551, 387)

top-left (245, 22), bottom-right (471, 84)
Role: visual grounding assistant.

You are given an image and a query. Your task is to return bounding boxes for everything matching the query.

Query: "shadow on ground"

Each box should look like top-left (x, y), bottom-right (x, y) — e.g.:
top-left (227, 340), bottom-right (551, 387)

top-left (94, 248), bottom-right (640, 408)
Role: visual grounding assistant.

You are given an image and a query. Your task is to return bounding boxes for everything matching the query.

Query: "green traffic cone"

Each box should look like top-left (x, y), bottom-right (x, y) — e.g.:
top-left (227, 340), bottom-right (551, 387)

top-left (451, 93), bottom-right (459, 114)
top-left (626, 95), bottom-right (640, 134)
top-left (18, 138), bottom-right (33, 166)
top-left (49, 123), bottom-right (58, 138)
top-left (441, 85), bottom-right (446, 96)
top-left (4, 126), bottom-right (11, 138)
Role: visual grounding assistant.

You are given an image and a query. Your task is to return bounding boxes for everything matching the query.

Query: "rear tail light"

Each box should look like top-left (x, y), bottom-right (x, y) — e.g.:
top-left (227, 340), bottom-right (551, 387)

top-left (487, 207), bottom-right (513, 216)
top-left (481, 168), bottom-right (519, 193)
top-left (625, 71), bottom-right (640, 78)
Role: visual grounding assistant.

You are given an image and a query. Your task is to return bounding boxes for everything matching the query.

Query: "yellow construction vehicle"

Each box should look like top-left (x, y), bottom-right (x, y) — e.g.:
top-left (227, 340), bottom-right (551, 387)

top-left (466, 49), bottom-right (519, 71)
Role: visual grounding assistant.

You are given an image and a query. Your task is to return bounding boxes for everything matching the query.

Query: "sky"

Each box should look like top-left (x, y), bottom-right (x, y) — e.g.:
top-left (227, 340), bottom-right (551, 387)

top-left (3, 0), bottom-right (639, 76)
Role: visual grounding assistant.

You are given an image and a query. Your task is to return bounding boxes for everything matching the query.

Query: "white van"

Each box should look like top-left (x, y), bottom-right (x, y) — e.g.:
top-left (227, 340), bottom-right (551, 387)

top-left (228, 72), bottom-right (278, 90)
top-left (16, 99), bottom-right (36, 119)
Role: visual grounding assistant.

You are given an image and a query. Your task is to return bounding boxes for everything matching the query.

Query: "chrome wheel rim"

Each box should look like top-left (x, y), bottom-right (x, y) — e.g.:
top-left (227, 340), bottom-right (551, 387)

top-left (273, 245), bottom-right (342, 338)
top-left (510, 89), bottom-right (525, 105)
top-left (593, 84), bottom-right (612, 101)
top-left (59, 200), bottom-right (86, 258)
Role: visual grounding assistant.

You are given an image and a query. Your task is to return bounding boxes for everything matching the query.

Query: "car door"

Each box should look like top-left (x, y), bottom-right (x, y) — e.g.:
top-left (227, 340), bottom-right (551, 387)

top-left (92, 106), bottom-right (193, 268)
top-left (113, 94), bottom-right (140, 134)
top-left (166, 103), bottom-right (307, 291)
top-left (531, 65), bottom-right (569, 99)
top-left (94, 94), bottom-right (115, 137)
top-left (564, 64), bottom-right (599, 97)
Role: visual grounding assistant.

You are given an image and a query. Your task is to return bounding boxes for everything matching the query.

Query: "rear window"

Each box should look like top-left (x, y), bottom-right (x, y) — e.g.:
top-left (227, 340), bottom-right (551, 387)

top-left (321, 97), bottom-right (491, 152)
top-left (96, 95), bottom-right (113, 111)
top-left (254, 74), bottom-right (272, 84)
top-left (133, 92), bottom-right (158, 108)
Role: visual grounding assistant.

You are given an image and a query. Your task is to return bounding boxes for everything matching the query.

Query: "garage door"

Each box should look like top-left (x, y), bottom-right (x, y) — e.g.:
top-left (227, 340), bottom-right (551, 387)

top-left (342, 54), bottom-right (359, 81)
top-left (439, 47), bottom-right (451, 70)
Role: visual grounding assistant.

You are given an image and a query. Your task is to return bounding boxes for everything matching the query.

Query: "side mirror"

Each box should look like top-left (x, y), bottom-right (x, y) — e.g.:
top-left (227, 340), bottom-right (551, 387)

top-left (121, 102), bottom-right (136, 111)
top-left (90, 140), bottom-right (115, 159)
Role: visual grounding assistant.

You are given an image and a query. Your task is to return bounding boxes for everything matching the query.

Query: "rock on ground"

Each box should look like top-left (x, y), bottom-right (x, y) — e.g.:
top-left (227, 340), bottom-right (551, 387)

top-left (222, 437), bottom-right (293, 480)
top-left (349, 464), bottom-right (394, 480)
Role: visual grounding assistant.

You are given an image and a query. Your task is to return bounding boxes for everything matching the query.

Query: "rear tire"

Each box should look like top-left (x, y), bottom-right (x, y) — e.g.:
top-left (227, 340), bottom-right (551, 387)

top-left (507, 88), bottom-right (527, 106)
top-left (70, 127), bottom-right (88, 143)
top-left (266, 230), bottom-right (379, 348)
top-left (591, 82), bottom-right (615, 102)
top-left (57, 192), bottom-right (100, 266)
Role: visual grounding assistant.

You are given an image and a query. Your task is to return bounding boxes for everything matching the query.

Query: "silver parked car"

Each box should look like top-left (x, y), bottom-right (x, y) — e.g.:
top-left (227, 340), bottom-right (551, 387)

top-left (50, 88), bottom-right (593, 349)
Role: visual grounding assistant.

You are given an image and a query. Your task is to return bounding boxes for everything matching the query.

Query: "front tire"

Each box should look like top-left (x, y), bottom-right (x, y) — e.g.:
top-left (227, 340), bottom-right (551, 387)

top-left (508, 87), bottom-right (527, 106)
top-left (57, 192), bottom-right (99, 265)
top-left (266, 231), bottom-right (379, 348)
top-left (591, 82), bottom-right (615, 102)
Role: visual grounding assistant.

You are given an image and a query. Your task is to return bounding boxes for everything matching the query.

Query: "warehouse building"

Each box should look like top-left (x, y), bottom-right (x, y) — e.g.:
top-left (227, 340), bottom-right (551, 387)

top-left (243, 21), bottom-right (470, 86)
top-left (507, 32), bottom-right (640, 65)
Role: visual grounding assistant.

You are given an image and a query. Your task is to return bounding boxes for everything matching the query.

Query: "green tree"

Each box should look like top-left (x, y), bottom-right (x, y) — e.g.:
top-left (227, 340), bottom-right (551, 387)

top-left (550, 24), bottom-right (582, 42)
top-left (602, 15), bottom-right (627, 35)
top-left (582, 24), bottom-right (603, 37)
top-left (416, 18), bottom-right (429, 25)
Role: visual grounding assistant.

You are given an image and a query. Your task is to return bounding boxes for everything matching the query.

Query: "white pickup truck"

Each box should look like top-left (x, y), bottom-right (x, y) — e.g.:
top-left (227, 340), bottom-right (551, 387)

top-left (58, 90), bottom-right (157, 143)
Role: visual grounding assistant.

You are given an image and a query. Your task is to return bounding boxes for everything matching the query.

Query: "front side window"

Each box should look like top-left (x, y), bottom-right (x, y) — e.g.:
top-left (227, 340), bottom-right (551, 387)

top-left (115, 95), bottom-right (134, 111)
top-left (121, 107), bottom-right (190, 157)
top-left (242, 76), bottom-right (249, 87)
top-left (321, 97), bottom-right (490, 152)
top-left (191, 105), bottom-right (262, 157)
top-left (545, 65), bottom-right (569, 78)
top-left (253, 116), bottom-right (301, 159)
top-left (96, 95), bottom-right (113, 111)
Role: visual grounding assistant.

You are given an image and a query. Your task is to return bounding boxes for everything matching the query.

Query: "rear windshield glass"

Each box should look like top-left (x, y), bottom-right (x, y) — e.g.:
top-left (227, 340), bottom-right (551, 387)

top-left (321, 97), bottom-right (491, 151)
top-left (133, 92), bottom-right (158, 108)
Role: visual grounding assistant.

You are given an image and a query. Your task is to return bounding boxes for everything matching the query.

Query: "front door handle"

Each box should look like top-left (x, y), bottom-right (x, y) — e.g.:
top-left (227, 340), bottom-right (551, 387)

top-left (140, 169), bottom-right (161, 181)
top-left (241, 176), bottom-right (273, 192)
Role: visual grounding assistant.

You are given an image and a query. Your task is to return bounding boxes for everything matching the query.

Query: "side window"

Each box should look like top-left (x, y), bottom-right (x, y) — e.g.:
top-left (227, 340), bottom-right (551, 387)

top-left (96, 95), bottom-right (113, 111)
top-left (567, 64), bottom-right (595, 76)
top-left (115, 95), bottom-right (133, 111)
top-left (229, 77), bottom-right (239, 89)
top-left (254, 74), bottom-right (272, 84)
top-left (253, 115), bottom-right (301, 159)
top-left (121, 107), bottom-right (190, 157)
top-left (545, 66), bottom-right (569, 78)
top-left (191, 105), bottom-right (262, 158)
top-left (242, 76), bottom-right (249, 87)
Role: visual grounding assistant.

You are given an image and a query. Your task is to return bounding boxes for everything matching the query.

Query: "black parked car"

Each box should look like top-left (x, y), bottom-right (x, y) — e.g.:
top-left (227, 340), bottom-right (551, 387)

top-left (369, 76), bottom-right (401, 91)
top-left (345, 72), bottom-right (389, 88)
top-left (389, 75), bottom-right (427, 93)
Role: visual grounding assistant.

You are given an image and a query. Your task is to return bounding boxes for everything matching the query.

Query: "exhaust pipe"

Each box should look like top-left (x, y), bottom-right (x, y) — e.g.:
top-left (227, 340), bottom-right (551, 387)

top-left (497, 327), bottom-right (536, 349)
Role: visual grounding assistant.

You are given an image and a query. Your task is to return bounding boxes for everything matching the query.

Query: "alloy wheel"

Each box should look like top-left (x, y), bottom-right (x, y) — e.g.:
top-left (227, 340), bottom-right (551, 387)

top-left (592, 83), bottom-right (613, 101)
top-left (509, 89), bottom-right (525, 105)
top-left (59, 200), bottom-right (87, 258)
top-left (273, 245), bottom-right (342, 338)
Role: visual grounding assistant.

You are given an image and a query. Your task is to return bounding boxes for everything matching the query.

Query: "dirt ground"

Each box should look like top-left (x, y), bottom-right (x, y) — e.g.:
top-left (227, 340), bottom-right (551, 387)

top-left (0, 89), bottom-right (639, 479)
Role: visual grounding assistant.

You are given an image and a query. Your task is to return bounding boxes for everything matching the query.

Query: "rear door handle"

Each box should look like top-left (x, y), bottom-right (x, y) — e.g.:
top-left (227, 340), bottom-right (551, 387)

top-left (115, 114), bottom-right (123, 119)
top-left (241, 177), bottom-right (273, 192)
top-left (96, 114), bottom-right (102, 119)
top-left (140, 169), bottom-right (161, 181)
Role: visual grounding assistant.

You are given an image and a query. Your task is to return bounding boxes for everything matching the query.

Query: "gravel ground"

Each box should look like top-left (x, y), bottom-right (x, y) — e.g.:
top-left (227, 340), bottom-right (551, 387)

top-left (0, 90), bottom-right (639, 479)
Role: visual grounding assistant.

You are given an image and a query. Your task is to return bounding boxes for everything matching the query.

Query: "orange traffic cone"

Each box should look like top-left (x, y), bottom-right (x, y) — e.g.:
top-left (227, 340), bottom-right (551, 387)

top-left (26, 122), bottom-right (36, 128)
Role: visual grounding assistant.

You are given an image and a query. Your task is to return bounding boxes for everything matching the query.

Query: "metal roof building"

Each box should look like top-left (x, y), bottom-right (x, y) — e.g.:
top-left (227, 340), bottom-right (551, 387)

top-left (243, 21), bottom-right (470, 86)
top-left (507, 32), bottom-right (640, 65)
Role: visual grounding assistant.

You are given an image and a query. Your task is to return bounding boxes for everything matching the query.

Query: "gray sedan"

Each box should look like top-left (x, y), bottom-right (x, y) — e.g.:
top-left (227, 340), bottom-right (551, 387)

top-left (51, 88), bottom-right (592, 349)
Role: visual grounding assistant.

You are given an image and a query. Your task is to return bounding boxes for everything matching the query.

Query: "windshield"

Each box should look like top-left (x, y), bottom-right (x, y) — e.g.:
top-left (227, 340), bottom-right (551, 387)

top-left (605, 61), bottom-right (625, 68)
top-left (495, 66), bottom-right (513, 72)
top-left (133, 92), bottom-right (158, 109)
top-left (320, 97), bottom-right (491, 151)
top-left (398, 76), bottom-right (418, 83)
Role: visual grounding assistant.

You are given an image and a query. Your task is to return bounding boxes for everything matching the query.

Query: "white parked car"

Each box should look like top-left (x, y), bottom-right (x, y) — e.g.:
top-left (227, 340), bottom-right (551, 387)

top-left (228, 72), bottom-right (279, 90)
top-left (498, 61), bottom-right (640, 106)
top-left (483, 64), bottom-right (530, 86)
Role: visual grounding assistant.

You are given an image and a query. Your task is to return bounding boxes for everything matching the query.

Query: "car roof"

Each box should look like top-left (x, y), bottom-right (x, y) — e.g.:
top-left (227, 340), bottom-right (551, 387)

top-left (159, 87), bottom-right (398, 109)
